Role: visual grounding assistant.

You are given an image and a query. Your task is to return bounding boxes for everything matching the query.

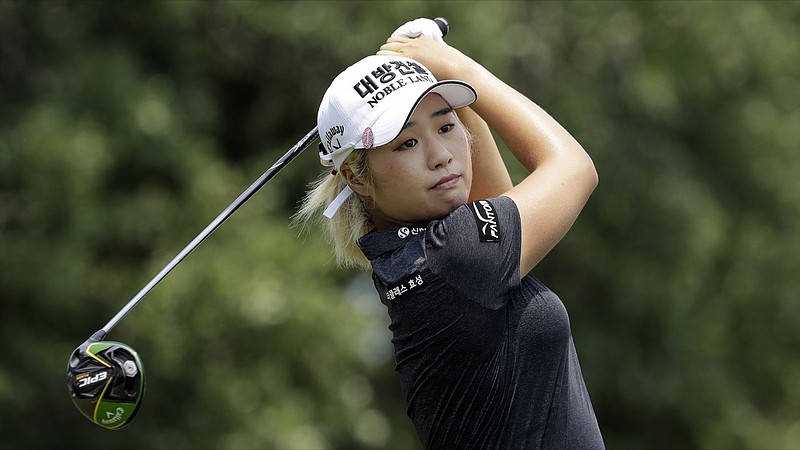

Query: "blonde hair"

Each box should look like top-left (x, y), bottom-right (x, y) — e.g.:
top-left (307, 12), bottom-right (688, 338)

top-left (294, 114), bottom-right (474, 271)
top-left (293, 149), bottom-right (374, 271)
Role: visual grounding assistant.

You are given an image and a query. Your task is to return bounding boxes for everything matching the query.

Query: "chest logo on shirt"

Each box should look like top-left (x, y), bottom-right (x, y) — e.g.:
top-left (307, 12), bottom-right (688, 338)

top-left (385, 273), bottom-right (424, 302)
top-left (470, 200), bottom-right (500, 243)
top-left (397, 226), bottom-right (425, 239)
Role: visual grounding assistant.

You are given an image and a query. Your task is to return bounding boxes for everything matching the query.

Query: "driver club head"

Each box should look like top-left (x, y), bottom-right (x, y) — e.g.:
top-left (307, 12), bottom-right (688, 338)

top-left (67, 339), bottom-right (145, 430)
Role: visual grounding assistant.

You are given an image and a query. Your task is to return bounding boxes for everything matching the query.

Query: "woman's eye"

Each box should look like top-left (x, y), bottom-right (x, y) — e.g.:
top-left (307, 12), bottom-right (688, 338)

top-left (439, 124), bottom-right (455, 134)
top-left (395, 139), bottom-right (417, 151)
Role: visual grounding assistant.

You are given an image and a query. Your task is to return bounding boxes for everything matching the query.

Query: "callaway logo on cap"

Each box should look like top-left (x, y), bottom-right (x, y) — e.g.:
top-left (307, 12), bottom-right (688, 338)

top-left (317, 55), bottom-right (477, 171)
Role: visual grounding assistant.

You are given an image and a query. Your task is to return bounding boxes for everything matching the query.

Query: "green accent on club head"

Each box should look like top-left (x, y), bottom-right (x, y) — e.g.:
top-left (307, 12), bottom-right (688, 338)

top-left (87, 341), bottom-right (117, 354)
top-left (94, 400), bottom-right (138, 429)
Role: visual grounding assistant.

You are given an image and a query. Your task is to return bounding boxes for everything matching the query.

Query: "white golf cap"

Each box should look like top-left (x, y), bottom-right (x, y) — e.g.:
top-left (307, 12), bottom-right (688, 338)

top-left (317, 54), bottom-right (477, 171)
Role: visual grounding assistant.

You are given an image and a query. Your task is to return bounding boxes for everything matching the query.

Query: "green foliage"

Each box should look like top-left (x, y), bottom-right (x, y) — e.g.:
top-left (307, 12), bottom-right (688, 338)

top-left (1, 1), bottom-right (799, 448)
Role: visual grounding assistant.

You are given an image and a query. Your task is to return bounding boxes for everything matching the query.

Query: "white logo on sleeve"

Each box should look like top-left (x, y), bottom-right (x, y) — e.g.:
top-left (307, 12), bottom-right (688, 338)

top-left (470, 200), bottom-right (500, 243)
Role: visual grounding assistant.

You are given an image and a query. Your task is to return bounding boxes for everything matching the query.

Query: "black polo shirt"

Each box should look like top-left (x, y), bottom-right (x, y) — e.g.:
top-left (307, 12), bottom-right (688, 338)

top-left (359, 196), bottom-right (603, 449)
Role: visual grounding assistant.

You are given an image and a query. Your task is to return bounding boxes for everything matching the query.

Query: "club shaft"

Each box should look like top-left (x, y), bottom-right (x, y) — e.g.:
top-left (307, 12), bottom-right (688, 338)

top-left (98, 127), bottom-right (320, 337)
top-left (96, 17), bottom-right (451, 340)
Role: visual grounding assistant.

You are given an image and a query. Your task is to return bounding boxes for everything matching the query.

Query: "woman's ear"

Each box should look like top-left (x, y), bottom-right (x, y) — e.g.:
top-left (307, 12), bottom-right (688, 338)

top-left (340, 163), bottom-right (369, 196)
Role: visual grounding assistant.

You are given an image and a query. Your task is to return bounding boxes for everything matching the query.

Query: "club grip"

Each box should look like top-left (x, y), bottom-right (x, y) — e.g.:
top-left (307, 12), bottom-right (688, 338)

top-left (434, 17), bottom-right (450, 37)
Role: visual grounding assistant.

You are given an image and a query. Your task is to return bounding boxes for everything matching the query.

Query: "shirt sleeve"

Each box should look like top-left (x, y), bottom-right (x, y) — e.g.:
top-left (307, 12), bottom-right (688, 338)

top-left (424, 196), bottom-right (522, 310)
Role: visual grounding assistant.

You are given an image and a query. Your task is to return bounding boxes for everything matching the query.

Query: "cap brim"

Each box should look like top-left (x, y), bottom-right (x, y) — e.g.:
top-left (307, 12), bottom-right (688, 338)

top-left (362, 80), bottom-right (477, 150)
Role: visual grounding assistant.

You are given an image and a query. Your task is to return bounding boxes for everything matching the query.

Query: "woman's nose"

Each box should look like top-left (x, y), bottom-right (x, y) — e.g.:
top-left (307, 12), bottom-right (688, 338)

top-left (428, 139), bottom-right (454, 169)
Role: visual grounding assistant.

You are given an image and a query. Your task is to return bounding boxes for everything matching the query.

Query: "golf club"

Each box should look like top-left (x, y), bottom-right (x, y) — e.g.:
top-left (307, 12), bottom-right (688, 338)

top-left (66, 17), bottom-right (450, 429)
top-left (66, 126), bottom-right (318, 429)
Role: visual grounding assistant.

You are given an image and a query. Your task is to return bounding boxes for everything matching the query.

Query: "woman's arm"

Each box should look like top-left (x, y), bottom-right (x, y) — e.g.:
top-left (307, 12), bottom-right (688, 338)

top-left (456, 106), bottom-right (513, 201)
top-left (379, 37), bottom-right (598, 277)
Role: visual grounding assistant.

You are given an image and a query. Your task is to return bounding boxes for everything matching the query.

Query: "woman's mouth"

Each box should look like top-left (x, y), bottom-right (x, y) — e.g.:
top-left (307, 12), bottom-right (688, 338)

top-left (432, 174), bottom-right (460, 190)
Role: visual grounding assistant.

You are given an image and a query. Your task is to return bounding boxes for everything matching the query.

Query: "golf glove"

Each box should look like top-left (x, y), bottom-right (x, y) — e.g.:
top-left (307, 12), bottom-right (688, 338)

top-left (391, 18), bottom-right (446, 43)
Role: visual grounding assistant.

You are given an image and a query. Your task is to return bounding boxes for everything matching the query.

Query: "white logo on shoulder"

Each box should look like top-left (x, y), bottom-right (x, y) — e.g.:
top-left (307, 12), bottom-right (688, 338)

top-left (398, 227), bottom-right (426, 239)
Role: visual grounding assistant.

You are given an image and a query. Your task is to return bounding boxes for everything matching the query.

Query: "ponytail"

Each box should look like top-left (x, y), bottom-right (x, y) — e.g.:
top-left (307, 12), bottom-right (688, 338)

top-left (293, 150), bottom-right (373, 270)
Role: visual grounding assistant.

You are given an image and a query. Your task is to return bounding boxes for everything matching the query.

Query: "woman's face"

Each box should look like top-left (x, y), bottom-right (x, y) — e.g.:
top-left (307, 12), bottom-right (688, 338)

top-left (361, 93), bottom-right (473, 228)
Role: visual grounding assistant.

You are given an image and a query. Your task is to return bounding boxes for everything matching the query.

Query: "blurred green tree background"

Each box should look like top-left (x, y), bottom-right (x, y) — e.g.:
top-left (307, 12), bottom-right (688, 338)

top-left (1, 1), bottom-right (799, 448)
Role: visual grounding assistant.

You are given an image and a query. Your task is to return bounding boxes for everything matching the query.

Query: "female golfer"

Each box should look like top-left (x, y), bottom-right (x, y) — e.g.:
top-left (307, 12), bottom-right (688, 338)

top-left (297, 21), bottom-right (603, 449)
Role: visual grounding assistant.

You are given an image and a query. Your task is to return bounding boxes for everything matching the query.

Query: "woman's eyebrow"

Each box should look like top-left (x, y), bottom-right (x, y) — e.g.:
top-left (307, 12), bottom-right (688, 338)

top-left (432, 106), bottom-right (455, 118)
top-left (402, 107), bottom-right (455, 131)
